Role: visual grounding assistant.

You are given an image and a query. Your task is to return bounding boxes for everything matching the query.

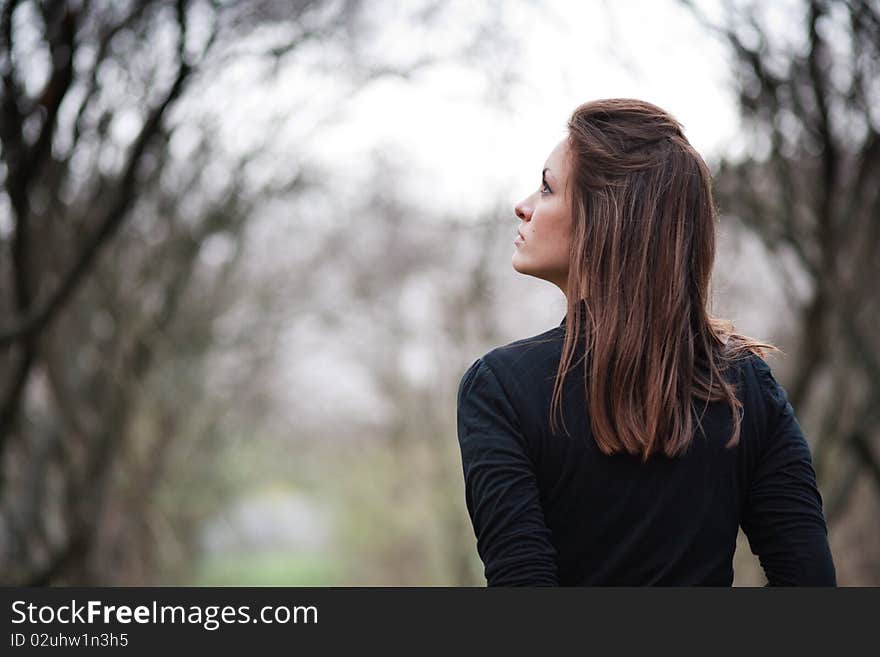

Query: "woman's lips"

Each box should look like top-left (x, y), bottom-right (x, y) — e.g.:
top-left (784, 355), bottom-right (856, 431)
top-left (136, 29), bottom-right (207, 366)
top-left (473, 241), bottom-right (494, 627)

top-left (514, 231), bottom-right (525, 245)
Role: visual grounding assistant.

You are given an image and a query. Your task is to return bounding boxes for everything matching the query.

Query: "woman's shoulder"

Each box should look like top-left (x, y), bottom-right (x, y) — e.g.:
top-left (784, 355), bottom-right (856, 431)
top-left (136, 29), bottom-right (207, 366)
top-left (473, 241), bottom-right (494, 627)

top-left (495, 325), bottom-right (567, 369)
top-left (729, 351), bottom-right (795, 436)
top-left (459, 325), bottom-right (565, 391)
top-left (747, 352), bottom-right (792, 416)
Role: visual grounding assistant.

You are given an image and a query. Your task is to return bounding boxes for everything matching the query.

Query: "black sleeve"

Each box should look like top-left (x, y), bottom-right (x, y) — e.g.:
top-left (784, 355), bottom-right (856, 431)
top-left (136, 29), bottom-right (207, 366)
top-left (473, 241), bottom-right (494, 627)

top-left (456, 357), bottom-right (559, 586)
top-left (740, 357), bottom-right (837, 586)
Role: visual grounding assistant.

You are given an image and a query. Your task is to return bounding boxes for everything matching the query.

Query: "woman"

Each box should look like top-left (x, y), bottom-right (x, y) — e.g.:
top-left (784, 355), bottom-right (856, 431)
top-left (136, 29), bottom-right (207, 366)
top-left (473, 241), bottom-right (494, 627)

top-left (455, 98), bottom-right (837, 586)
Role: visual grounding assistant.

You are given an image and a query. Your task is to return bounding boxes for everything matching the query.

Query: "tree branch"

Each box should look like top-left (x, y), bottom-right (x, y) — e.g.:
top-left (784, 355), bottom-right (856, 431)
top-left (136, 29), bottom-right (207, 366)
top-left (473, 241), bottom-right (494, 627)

top-left (806, 1), bottom-right (839, 275)
top-left (69, 2), bottom-right (156, 150)
top-left (0, 14), bottom-right (193, 348)
top-left (27, 1), bottom-right (76, 183)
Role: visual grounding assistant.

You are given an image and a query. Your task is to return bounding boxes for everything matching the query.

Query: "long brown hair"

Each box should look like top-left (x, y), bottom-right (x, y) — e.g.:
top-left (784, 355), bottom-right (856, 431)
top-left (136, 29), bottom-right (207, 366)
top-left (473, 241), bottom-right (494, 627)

top-left (551, 98), bottom-right (779, 461)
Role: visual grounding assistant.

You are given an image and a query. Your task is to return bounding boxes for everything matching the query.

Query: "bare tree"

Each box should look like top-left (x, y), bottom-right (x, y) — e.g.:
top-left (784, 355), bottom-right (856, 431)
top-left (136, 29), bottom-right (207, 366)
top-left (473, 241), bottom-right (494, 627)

top-left (681, 0), bottom-right (880, 536)
top-left (0, 0), bottom-right (349, 584)
top-left (0, 0), bottom-right (523, 585)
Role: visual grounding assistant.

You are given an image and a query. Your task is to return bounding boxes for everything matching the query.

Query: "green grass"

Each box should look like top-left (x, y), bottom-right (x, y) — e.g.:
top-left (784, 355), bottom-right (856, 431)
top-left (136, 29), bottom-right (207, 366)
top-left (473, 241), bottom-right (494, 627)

top-left (193, 550), bottom-right (342, 586)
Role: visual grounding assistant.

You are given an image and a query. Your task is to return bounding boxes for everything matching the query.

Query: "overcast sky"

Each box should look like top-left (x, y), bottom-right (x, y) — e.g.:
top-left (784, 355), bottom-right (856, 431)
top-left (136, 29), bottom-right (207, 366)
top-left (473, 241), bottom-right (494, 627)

top-left (186, 0), bottom-right (753, 218)
top-left (314, 0), bottom-right (744, 215)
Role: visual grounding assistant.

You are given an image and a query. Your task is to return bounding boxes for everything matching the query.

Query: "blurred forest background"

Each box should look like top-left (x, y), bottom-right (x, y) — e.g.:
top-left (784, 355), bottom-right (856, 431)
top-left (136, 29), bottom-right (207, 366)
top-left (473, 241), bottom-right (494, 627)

top-left (0, 0), bottom-right (877, 586)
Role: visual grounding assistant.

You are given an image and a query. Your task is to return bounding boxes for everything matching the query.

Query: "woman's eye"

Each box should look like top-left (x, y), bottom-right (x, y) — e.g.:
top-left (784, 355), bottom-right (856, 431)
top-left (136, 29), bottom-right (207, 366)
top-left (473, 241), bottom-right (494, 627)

top-left (541, 182), bottom-right (551, 194)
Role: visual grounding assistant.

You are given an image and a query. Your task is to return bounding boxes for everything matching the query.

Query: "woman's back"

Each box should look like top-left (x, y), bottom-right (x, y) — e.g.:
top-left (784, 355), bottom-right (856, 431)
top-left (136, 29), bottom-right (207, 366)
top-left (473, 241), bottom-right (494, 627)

top-left (456, 319), bottom-right (837, 586)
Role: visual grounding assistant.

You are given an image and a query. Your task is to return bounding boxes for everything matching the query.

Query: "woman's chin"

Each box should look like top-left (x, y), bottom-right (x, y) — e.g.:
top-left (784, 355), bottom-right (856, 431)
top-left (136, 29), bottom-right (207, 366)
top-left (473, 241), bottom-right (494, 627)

top-left (511, 257), bottom-right (536, 277)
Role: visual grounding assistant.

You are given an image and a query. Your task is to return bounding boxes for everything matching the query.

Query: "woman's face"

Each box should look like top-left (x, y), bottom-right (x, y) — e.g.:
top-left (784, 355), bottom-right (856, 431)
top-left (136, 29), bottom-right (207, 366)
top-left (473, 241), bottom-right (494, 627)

top-left (512, 137), bottom-right (573, 295)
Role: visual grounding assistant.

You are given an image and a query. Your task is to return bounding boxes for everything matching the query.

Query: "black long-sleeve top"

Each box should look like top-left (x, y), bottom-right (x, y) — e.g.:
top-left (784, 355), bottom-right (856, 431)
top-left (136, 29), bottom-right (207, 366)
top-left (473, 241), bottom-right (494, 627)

top-left (455, 317), bottom-right (837, 586)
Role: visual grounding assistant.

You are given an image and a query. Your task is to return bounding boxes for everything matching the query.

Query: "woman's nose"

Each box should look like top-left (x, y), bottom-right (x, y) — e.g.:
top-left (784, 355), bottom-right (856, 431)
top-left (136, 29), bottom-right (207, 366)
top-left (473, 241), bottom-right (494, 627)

top-left (515, 202), bottom-right (530, 220)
